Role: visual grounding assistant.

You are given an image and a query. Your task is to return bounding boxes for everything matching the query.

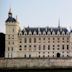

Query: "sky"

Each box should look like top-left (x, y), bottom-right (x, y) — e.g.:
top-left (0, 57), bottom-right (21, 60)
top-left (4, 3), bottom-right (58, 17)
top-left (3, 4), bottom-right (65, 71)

top-left (0, 0), bottom-right (72, 33)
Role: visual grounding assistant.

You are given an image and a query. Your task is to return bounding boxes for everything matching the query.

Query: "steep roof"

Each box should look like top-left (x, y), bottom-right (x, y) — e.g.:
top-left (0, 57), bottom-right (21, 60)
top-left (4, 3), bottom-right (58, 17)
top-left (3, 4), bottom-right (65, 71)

top-left (21, 27), bottom-right (68, 35)
top-left (6, 16), bottom-right (16, 22)
top-left (5, 8), bottom-right (16, 22)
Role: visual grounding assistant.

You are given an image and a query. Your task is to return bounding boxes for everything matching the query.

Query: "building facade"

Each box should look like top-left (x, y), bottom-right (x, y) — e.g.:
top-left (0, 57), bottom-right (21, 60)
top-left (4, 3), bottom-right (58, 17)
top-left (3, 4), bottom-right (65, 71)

top-left (5, 9), bottom-right (72, 58)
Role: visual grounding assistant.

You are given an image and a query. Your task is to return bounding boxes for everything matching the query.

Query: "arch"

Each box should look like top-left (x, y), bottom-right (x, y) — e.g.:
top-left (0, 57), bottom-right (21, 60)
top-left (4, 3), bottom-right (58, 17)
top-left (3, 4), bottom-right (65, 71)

top-left (57, 53), bottom-right (60, 58)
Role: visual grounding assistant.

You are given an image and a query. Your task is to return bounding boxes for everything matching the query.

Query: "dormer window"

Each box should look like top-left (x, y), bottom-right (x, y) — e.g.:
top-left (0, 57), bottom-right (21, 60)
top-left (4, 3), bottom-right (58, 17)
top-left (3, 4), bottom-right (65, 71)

top-left (29, 31), bottom-right (32, 35)
top-left (33, 31), bottom-right (37, 35)
top-left (43, 31), bottom-right (46, 35)
top-left (57, 31), bottom-right (60, 35)
top-left (45, 27), bottom-right (48, 32)
top-left (62, 31), bottom-right (65, 35)
top-left (39, 31), bottom-right (41, 35)
top-left (51, 28), bottom-right (53, 32)
top-left (24, 31), bottom-right (27, 35)
top-left (47, 31), bottom-right (51, 35)
top-left (38, 28), bottom-right (41, 35)
top-left (52, 31), bottom-right (55, 35)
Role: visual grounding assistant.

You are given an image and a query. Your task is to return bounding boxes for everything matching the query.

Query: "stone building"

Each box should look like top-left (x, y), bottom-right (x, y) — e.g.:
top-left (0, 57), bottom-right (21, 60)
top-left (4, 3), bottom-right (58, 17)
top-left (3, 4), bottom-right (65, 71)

top-left (5, 9), bottom-right (72, 58)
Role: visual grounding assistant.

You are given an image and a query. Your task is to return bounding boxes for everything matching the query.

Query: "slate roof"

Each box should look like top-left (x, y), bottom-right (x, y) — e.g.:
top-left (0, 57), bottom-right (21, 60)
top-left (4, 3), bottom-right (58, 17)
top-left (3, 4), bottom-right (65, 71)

top-left (6, 16), bottom-right (16, 22)
top-left (70, 30), bottom-right (72, 32)
top-left (21, 27), bottom-right (68, 35)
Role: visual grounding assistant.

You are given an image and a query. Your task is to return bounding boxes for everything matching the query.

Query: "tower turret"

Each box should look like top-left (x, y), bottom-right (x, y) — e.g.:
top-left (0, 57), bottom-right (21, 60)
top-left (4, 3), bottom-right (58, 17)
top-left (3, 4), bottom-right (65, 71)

top-left (5, 8), bottom-right (20, 58)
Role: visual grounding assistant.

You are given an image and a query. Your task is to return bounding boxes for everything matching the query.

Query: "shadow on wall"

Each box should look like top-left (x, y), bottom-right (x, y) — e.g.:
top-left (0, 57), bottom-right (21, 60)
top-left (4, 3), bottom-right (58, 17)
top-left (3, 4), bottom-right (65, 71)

top-left (0, 33), bottom-right (5, 57)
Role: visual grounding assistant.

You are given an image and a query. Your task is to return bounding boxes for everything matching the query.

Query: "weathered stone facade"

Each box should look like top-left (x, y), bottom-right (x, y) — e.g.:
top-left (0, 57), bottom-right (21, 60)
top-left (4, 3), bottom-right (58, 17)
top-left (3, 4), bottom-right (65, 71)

top-left (0, 58), bottom-right (72, 68)
top-left (5, 8), bottom-right (72, 59)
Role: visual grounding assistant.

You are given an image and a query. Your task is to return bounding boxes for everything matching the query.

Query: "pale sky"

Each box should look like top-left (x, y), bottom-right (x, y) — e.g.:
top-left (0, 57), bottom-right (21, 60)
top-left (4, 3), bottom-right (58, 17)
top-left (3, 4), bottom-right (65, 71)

top-left (0, 0), bottom-right (72, 33)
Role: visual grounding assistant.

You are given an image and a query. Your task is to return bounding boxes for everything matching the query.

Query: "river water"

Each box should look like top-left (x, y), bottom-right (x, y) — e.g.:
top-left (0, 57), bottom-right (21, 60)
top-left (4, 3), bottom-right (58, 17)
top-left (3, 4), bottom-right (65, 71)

top-left (0, 68), bottom-right (72, 72)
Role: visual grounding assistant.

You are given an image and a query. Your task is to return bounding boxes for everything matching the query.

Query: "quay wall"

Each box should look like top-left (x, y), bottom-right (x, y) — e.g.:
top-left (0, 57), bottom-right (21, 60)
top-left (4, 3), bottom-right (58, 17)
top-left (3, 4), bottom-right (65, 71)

top-left (0, 58), bottom-right (72, 68)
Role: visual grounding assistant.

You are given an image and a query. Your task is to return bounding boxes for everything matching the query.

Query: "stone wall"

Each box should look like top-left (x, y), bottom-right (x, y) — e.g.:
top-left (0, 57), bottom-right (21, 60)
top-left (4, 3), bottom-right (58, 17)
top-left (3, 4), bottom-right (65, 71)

top-left (0, 58), bottom-right (72, 69)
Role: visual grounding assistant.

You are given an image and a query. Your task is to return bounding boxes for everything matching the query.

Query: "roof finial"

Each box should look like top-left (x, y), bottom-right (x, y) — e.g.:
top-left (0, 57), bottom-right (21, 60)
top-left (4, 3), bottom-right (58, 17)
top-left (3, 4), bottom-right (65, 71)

top-left (58, 18), bottom-right (60, 28)
top-left (8, 7), bottom-right (12, 17)
top-left (9, 7), bottom-right (11, 13)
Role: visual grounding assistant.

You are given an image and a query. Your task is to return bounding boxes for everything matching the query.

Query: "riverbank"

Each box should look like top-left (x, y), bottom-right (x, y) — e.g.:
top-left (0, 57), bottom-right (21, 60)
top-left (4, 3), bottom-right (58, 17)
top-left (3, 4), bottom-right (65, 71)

top-left (0, 68), bottom-right (72, 72)
top-left (0, 58), bottom-right (72, 69)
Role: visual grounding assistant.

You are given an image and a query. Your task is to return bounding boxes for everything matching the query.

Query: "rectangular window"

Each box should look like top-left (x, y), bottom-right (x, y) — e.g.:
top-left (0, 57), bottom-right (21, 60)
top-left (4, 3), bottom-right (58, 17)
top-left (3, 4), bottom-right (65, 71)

top-left (29, 45), bottom-right (31, 47)
top-left (53, 38), bottom-right (55, 40)
top-left (62, 45), bottom-right (64, 50)
top-left (8, 35), bottom-right (10, 39)
top-left (43, 45), bottom-right (45, 50)
top-left (24, 38), bottom-right (27, 43)
top-left (43, 38), bottom-right (45, 40)
top-left (8, 47), bottom-right (9, 51)
top-left (57, 45), bottom-right (60, 47)
top-left (29, 38), bottom-right (31, 43)
top-left (48, 38), bottom-right (50, 40)
top-left (39, 45), bottom-right (41, 50)
top-left (53, 48), bottom-right (55, 50)
top-left (39, 38), bottom-right (41, 40)
top-left (48, 45), bottom-right (50, 50)
top-left (67, 38), bottom-right (69, 43)
top-left (8, 41), bottom-right (10, 44)
top-left (53, 41), bottom-right (54, 43)
top-left (19, 48), bottom-right (22, 51)
top-left (13, 42), bottom-right (14, 44)
top-left (34, 45), bottom-right (36, 47)
top-left (12, 35), bottom-right (14, 39)
top-left (53, 45), bottom-right (55, 47)
top-left (24, 45), bottom-right (27, 48)
top-left (20, 41), bottom-right (22, 43)
top-left (12, 47), bottom-right (13, 51)
top-left (34, 38), bottom-right (36, 43)
top-left (67, 45), bottom-right (69, 50)
top-left (13, 28), bottom-right (14, 32)
top-left (57, 38), bottom-right (60, 40)
top-left (62, 38), bottom-right (64, 40)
